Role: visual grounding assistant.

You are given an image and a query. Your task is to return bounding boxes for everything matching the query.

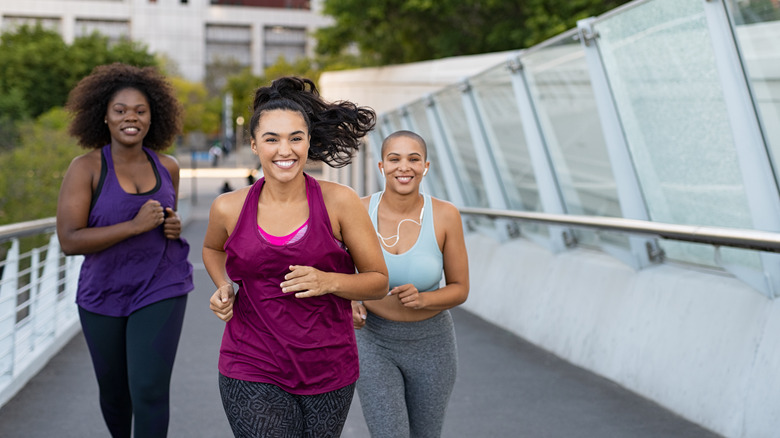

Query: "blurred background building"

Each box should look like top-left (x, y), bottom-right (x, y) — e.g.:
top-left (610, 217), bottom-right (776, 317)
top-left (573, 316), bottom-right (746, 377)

top-left (0, 0), bottom-right (329, 82)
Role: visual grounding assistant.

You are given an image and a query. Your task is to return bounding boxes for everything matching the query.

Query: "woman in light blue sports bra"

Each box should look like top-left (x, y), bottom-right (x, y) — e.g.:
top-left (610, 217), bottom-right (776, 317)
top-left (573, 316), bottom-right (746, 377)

top-left (353, 130), bottom-right (470, 438)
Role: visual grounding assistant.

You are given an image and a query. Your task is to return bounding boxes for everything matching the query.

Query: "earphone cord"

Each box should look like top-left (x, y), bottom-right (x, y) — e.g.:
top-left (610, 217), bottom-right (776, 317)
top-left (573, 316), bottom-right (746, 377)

top-left (377, 217), bottom-right (422, 248)
top-left (370, 191), bottom-right (425, 248)
top-left (376, 204), bottom-right (424, 248)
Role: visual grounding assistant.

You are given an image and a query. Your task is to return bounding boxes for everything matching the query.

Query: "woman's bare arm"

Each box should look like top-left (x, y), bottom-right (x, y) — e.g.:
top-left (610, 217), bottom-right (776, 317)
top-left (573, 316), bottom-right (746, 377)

top-left (56, 153), bottom-right (163, 255)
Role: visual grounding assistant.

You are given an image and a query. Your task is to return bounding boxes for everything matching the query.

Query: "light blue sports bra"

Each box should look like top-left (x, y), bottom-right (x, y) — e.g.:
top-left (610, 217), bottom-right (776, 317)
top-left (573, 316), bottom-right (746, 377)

top-left (369, 192), bottom-right (443, 292)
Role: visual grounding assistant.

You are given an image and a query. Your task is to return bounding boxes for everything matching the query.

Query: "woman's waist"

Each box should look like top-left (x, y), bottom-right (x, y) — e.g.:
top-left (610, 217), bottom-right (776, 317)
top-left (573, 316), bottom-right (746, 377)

top-left (364, 296), bottom-right (444, 323)
top-left (361, 308), bottom-right (452, 340)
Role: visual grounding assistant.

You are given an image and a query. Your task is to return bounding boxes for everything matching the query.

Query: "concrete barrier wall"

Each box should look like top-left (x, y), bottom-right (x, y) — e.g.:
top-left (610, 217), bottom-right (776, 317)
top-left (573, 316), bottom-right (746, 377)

top-left (462, 231), bottom-right (780, 438)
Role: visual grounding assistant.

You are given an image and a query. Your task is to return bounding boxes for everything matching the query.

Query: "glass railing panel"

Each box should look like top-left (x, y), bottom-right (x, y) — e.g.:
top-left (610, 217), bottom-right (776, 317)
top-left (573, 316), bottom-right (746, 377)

top-left (521, 29), bottom-right (626, 249)
top-left (433, 85), bottom-right (487, 207)
top-left (725, 0), bottom-right (780, 185)
top-left (593, 0), bottom-right (759, 270)
top-left (470, 63), bottom-right (540, 212)
top-left (406, 100), bottom-right (450, 200)
top-left (380, 110), bottom-right (402, 139)
top-left (522, 30), bottom-right (621, 218)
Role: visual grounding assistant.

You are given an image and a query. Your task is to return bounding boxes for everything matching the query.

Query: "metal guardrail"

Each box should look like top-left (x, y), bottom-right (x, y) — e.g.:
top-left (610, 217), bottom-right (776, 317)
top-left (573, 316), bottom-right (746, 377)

top-left (459, 207), bottom-right (780, 253)
top-left (0, 218), bottom-right (57, 243)
top-left (0, 217), bottom-right (81, 409)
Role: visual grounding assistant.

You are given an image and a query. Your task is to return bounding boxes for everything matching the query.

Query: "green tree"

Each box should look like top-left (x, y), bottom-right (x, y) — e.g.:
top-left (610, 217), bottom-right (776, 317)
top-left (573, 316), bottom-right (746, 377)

top-left (0, 108), bottom-right (82, 225)
top-left (315, 0), bottom-right (632, 66)
top-left (0, 25), bottom-right (157, 123)
top-left (171, 76), bottom-right (221, 139)
top-left (0, 25), bottom-right (71, 120)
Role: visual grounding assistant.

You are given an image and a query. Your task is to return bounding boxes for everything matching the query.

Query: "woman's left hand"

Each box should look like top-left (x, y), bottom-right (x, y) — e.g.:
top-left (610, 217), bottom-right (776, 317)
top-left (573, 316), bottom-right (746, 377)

top-left (282, 265), bottom-right (332, 298)
top-left (391, 284), bottom-right (425, 310)
top-left (163, 208), bottom-right (182, 239)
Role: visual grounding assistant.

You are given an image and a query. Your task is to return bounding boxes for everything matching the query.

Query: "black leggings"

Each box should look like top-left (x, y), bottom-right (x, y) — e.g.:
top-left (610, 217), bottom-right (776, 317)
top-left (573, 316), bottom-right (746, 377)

top-left (218, 373), bottom-right (355, 438)
top-left (79, 295), bottom-right (188, 438)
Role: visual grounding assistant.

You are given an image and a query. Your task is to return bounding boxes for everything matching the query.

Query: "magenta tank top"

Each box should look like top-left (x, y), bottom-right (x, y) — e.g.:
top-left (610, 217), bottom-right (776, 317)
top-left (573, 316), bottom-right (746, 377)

top-left (219, 173), bottom-right (358, 395)
top-left (76, 145), bottom-right (193, 316)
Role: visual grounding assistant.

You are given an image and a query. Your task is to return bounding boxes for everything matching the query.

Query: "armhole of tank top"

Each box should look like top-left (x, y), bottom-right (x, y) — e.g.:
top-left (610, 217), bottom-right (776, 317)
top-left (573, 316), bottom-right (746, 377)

top-left (89, 149), bottom-right (109, 213)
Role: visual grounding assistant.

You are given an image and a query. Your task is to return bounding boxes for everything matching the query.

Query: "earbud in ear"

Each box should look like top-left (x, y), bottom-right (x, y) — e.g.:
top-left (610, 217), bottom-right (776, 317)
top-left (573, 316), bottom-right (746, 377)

top-left (381, 168), bottom-right (385, 177)
top-left (423, 168), bottom-right (428, 176)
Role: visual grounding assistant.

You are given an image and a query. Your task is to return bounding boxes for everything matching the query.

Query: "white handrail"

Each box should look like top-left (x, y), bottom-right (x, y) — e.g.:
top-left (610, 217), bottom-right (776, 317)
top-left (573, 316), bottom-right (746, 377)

top-left (0, 219), bottom-right (82, 409)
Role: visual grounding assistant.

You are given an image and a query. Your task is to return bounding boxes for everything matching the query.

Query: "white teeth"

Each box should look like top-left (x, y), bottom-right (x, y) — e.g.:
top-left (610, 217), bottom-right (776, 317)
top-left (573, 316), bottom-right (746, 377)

top-left (123, 128), bottom-right (139, 134)
top-left (397, 176), bottom-right (412, 182)
top-left (275, 160), bottom-right (295, 168)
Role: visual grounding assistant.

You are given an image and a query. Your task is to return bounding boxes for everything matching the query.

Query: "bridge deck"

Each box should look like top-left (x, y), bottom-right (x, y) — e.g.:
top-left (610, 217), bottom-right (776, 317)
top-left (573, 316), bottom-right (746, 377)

top-left (0, 177), bottom-right (720, 438)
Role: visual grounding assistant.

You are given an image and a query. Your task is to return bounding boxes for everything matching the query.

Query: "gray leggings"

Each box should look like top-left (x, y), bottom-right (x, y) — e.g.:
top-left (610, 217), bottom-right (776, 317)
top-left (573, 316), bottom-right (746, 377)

top-left (356, 310), bottom-right (457, 438)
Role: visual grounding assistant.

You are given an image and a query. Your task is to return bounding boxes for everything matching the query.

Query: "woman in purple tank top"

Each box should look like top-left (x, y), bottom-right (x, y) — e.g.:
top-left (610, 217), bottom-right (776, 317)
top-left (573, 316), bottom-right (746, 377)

top-left (56, 63), bottom-right (193, 438)
top-left (203, 77), bottom-right (389, 437)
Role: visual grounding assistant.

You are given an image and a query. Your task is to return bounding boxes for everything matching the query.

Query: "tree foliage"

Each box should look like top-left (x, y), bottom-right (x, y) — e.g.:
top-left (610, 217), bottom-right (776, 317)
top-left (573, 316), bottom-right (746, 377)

top-left (170, 77), bottom-right (221, 138)
top-left (315, 0), bottom-right (632, 66)
top-left (0, 108), bottom-right (82, 225)
top-left (0, 24), bottom-right (156, 123)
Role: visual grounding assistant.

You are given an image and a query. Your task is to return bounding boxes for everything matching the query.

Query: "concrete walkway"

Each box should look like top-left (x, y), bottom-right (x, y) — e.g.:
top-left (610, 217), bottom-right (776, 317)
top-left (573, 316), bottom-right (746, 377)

top-left (0, 167), bottom-right (722, 438)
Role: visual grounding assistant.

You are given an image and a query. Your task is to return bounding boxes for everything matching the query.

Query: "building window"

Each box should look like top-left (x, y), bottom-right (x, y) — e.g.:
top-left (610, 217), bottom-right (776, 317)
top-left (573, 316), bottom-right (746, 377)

top-left (263, 26), bottom-right (306, 68)
top-left (209, 1), bottom-right (310, 9)
top-left (1, 16), bottom-right (61, 34)
top-left (205, 24), bottom-right (252, 66)
top-left (75, 19), bottom-right (130, 44)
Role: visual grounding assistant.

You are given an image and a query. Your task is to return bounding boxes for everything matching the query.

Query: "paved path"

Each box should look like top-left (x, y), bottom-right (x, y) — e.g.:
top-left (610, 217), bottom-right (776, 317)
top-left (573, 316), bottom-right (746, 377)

top-left (0, 170), bottom-right (722, 437)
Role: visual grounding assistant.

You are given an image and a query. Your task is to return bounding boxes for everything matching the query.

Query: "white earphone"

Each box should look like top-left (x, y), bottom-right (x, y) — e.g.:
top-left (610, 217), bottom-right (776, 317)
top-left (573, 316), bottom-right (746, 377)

top-left (423, 168), bottom-right (428, 176)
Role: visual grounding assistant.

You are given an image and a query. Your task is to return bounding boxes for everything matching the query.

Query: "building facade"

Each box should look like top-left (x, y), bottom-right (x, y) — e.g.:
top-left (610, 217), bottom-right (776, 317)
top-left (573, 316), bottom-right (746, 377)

top-left (0, 0), bottom-right (330, 81)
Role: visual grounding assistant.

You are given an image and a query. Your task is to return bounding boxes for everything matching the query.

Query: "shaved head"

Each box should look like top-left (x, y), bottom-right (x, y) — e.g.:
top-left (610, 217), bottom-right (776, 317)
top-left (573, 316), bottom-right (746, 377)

top-left (381, 130), bottom-right (428, 160)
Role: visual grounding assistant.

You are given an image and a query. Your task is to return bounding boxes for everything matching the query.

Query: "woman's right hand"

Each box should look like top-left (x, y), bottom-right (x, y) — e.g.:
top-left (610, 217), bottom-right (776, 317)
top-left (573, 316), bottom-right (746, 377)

top-left (210, 284), bottom-right (235, 322)
top-left (352, 301), bottom-right (367, 329)
top-left (132, 199), bottom-right (165, 234)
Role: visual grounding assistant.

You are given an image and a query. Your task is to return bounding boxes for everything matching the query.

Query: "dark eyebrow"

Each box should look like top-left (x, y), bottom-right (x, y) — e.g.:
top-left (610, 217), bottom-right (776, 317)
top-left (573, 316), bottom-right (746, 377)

top-left (386, 152), bottom-right (423, 157)
top-left (112, 103), bottom-right (148, 108)
top-left (261, 130), bottom-right (306, 137)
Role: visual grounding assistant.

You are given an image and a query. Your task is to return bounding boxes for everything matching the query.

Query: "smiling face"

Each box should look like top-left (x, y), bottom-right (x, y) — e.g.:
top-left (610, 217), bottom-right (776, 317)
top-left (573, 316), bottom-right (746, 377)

top-left (380, 135), bottom-right (430, 195)
top-left (105, 87), bottom-right (151, 148)
top-left (251, 109), bottom-right (310, 182)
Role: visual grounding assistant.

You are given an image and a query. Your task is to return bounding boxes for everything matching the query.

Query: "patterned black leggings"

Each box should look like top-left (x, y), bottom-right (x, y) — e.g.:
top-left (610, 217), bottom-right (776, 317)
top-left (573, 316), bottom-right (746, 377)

top-left (218, 373), bottom-right (355, 438)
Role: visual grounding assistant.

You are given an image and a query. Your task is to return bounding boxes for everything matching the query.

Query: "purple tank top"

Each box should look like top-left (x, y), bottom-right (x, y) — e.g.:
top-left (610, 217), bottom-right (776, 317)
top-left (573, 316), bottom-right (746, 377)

top-left (219, 173), bottom-right (358, 395)
top-left (76, 145), bottom-right (193, 316)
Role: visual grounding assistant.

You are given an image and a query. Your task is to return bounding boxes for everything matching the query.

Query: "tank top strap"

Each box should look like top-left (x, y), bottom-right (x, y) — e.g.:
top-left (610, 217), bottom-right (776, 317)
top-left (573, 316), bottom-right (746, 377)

top-left (304, 173), bottom-right (330, 233)
top-left (368, 192), bottom-right (382, 227)
top-left (244, 177), bottom-right (264, 228)
top-left (142, 146), bottom-right (170, 182)
top-left (421, 193), bottom-right (434, 235)
top-left (102, 144), bottom-right (115, 171)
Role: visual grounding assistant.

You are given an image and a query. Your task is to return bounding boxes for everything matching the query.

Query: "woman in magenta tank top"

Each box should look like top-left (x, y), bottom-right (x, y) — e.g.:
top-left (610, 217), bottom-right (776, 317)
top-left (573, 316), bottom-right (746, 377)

top-left (57, 63), bottom-right (193, 438)
top-left (203, 76), bottom-right (389, 437)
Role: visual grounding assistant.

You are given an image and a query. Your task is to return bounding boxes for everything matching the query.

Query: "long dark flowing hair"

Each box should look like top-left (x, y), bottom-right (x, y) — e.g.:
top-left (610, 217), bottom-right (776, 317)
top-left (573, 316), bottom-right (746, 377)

top-left (250, 76), bottom-right (376, 168)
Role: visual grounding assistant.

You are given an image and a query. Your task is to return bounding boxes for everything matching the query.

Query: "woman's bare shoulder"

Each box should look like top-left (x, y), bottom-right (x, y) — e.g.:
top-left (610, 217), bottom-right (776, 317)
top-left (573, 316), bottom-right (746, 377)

top-left (211, 186), bottom-right (251, 215)
top-left (155, 152), bottom-right (180, 169)
top-left (65, 149), bottom-right (102, 176)
top-left (318, 179), bottom-right (361, 204)
top-left (430, 196), bottom-right (463, 225)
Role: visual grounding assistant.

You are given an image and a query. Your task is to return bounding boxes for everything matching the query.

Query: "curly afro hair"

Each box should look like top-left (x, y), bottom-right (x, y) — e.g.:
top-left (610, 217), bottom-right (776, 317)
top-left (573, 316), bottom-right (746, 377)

top-left (250, 76), bottom-right (376, 168)
top-left (66, 63), bottom-right (182, 151)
